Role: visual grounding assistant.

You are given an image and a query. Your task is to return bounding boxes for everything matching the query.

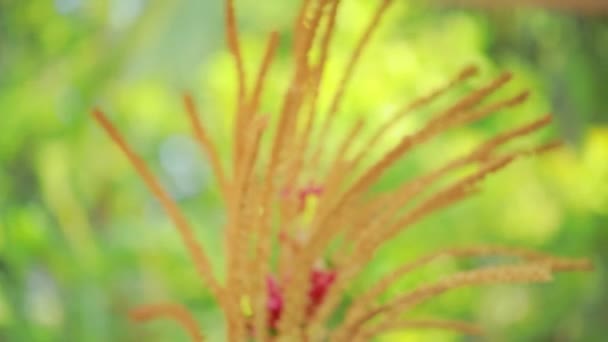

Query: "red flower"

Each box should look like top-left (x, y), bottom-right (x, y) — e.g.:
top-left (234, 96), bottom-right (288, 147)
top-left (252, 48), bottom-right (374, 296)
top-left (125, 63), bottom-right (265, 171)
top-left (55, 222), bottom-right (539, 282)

top-left (266, 276), bottom-right (283, 330)
top-left (308, 268), bottom-right (336, 315)
top-left (264, 268), bottom-right (336, 331)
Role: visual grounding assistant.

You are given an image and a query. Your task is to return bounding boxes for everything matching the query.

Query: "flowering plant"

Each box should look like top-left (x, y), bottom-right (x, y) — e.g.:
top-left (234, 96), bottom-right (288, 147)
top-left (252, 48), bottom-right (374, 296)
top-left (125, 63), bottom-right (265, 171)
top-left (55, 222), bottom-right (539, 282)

top-left (92, 1), bottom-right (591, 340)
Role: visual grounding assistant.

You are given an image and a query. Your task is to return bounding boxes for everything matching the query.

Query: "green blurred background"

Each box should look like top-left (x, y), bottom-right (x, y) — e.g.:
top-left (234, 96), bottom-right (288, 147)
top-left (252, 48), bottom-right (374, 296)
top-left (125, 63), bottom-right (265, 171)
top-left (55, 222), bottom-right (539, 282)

top-left (0, 1), bottom-right (606, 341)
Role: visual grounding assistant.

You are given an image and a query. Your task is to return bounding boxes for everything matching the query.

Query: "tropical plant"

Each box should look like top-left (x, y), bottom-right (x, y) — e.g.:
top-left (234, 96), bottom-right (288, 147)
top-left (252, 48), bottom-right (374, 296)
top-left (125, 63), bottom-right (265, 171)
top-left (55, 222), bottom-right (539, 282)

top-left (92, 0), bottom-right (592, 340)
